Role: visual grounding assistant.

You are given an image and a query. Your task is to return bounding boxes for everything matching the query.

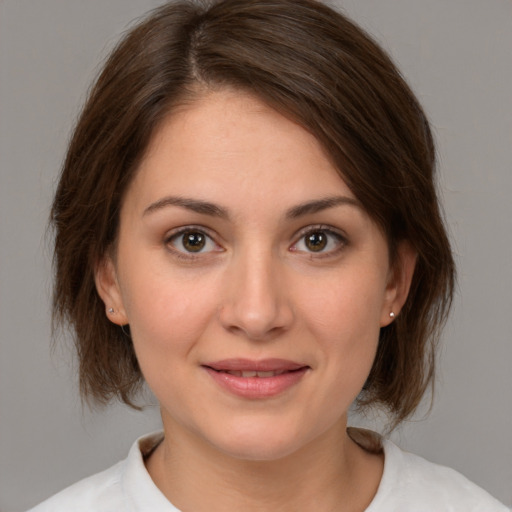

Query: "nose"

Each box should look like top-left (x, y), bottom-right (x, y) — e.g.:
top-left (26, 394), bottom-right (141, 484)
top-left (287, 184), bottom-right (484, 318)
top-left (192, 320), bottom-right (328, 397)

top-left (218, 250), bottom-right (294, 341)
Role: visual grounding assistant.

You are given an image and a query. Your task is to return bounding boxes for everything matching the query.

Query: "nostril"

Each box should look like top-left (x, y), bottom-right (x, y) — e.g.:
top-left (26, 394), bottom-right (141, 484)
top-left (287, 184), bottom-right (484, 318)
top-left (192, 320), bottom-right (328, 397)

top-left (216, 281), bottom-right (295, 340)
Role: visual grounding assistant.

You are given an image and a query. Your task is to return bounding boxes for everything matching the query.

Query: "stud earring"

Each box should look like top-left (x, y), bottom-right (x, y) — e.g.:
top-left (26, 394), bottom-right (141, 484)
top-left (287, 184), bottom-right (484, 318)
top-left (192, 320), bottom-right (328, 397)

top-left (389, 312), bottom-right (395, 318)
top-left (108, 307), bottom-right (115, 314)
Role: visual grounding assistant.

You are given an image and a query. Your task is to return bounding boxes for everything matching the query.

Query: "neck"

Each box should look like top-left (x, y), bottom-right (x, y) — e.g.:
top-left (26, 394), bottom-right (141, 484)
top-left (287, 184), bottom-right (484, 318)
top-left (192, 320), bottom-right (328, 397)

top-left (146, 419), bottom-right (383, 512)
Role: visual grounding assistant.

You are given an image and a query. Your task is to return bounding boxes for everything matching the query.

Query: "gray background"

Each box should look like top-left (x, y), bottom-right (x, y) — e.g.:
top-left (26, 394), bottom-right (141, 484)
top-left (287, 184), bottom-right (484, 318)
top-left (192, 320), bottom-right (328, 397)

top-left (0, 0), bottom-right (511, 510)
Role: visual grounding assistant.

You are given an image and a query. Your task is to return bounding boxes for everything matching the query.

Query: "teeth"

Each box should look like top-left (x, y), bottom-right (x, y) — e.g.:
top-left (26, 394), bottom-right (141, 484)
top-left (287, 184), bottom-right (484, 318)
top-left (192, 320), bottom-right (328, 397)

top-left (256, 371), bottom-right (275, 377)
top-left (225, 370), bottom-right (287, 377)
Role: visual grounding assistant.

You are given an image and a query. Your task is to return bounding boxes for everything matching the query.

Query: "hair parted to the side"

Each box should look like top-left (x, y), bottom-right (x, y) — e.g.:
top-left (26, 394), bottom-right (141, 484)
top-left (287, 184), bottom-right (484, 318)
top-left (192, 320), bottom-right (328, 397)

top-left (51, 0), bottom-right (455, 425)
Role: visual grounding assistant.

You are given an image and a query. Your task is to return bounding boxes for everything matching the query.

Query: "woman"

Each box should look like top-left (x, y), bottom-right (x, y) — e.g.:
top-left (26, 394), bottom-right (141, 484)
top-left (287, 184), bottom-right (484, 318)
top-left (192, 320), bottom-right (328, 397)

top-left (29, 0), bottom-right (509, 510)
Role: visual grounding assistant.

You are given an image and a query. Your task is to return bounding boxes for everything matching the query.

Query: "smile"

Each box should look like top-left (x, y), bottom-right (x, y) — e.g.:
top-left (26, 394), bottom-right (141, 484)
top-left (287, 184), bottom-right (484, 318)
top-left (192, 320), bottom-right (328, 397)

top-left (202, 359), bottom-right (310, 398)
top-left (222, 370), bottom-right (288, 377)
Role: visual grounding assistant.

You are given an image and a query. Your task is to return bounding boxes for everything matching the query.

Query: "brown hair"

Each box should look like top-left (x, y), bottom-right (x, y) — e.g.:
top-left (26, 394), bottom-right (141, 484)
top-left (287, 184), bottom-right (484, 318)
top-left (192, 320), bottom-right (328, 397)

top-left (52, 0), bottom-right (455, 424)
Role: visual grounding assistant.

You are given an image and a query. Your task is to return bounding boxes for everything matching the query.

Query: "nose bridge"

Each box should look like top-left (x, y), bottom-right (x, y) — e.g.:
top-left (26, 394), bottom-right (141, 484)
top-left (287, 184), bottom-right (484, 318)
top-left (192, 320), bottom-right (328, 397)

top-left (219, 244), bottom-right (292, 339)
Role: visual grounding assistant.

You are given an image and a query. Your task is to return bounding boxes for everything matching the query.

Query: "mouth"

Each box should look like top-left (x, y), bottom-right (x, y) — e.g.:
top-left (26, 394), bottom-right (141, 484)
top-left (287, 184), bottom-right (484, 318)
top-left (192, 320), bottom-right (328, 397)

top-left (213, 369), bottom-right (292, 378)
top-left (203, 358), bottom-right (308, 375)
top-left (202, 359), bottom-right (310, 398)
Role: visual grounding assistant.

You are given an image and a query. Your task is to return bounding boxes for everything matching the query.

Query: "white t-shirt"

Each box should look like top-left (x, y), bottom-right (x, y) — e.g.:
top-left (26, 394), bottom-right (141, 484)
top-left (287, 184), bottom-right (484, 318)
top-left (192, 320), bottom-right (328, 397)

top-left (28, 431), bottom-right (510, 511)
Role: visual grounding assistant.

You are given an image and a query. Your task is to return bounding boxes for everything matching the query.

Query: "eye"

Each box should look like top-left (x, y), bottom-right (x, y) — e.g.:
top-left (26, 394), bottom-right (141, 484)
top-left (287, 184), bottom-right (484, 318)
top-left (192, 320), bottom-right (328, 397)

top-left (167, 229), bottom-right (219, 254)
top-left (292, 227), bottom-right (346, 255)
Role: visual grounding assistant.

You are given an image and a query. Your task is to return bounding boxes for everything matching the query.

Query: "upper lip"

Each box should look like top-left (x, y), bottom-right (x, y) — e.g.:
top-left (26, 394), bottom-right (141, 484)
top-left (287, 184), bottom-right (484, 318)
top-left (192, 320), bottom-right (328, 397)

top-left (203, 358), bottom-right (308, 372)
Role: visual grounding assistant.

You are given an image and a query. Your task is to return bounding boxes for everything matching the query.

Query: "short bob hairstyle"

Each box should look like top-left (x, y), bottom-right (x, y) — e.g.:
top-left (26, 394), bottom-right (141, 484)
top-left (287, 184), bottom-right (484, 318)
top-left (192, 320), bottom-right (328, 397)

top-left (52, 0), bottom-right (455, 425)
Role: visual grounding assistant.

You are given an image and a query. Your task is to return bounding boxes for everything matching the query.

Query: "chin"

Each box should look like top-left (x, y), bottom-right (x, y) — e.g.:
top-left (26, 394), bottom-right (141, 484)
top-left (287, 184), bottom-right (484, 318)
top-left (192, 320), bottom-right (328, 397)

top-left (203, 417), bottom-right (324, 462)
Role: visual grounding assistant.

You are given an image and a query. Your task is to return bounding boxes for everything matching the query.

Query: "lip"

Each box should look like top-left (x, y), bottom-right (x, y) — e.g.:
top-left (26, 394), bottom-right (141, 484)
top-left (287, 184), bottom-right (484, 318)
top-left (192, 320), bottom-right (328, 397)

top-left (202, 358), bottom-right (310, 399)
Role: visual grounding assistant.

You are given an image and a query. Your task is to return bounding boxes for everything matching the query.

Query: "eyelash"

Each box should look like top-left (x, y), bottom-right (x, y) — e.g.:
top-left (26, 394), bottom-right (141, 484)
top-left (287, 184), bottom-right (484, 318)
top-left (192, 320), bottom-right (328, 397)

top-left (290, 225), bottom-right (348, 258)
top-left (164, 224), bottom-right (348, 260)
top-left (164, 226), bottom-right (222, 261)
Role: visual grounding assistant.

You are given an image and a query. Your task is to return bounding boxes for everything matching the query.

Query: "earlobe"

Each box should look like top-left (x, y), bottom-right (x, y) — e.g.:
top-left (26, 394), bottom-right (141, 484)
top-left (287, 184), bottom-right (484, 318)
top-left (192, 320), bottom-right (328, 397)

top-left (94, 256), bottom-right (129, 326)
top-left (380, 241), bottom-right (417, 327)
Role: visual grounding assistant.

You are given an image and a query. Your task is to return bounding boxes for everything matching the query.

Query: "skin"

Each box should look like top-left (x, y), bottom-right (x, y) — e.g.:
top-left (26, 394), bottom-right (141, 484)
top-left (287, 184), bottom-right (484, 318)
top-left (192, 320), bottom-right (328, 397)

top-left (96, 90), bottom-right (416, 511)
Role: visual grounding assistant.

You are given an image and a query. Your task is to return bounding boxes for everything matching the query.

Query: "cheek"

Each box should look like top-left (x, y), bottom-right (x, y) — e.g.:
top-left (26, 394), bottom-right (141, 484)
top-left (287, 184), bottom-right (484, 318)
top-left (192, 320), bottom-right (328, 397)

top-left (298, 270), bottom-right (385, 338)
top-left (119, 265), bottom-right (221, 367)
top-left (295, 270), bottom-right (385, 381)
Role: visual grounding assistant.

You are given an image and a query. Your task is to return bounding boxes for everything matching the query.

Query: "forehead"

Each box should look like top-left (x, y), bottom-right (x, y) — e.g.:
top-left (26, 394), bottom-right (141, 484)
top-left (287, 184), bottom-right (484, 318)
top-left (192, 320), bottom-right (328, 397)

top-left (127, 90), bottom-right (355, 211)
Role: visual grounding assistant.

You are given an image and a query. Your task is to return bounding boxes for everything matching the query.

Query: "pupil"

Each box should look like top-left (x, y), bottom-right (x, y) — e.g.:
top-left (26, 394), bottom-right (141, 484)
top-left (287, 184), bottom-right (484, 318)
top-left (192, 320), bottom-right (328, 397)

top-left (183, 232), bottom-right (205, 252)
top-left (306, 231), bottom-right (327, 252)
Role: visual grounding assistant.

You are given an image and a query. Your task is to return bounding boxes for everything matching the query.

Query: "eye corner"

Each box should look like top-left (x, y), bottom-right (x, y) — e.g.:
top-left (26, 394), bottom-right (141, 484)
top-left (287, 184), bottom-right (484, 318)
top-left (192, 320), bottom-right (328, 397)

top-left (290, 225), bottom-right (348, 257)
top-left (164, 225), bottom-right (224, 259)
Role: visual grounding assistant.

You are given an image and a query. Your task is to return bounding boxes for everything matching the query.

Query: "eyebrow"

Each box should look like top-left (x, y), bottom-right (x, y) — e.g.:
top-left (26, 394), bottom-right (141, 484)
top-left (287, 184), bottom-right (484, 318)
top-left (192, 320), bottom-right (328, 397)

top-left (143, 194), bottom-right (359, 219)
top-left (143, 196), bottom-right (229, 218)
top-left (285, 196), bottom-right (359, 219)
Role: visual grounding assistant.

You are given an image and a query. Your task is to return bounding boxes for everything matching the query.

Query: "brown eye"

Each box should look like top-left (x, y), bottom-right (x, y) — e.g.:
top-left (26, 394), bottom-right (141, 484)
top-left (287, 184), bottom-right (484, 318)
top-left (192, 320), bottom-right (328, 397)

top-left (292, 227), bottom-right (346, 256)
top-left (305, 231), bottom-right (328, 252)
top-left (168, 229), bottom-right (218, 255)
top-left (182, 231), bottom-right (206, 252)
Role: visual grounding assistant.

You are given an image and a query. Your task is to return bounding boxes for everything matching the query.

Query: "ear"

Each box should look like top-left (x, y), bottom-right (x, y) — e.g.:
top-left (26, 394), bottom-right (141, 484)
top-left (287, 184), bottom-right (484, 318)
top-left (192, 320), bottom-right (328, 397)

top-left (95, 255), bottom-right (129, 326)
top-left (380, 241), bottom-right (417, 327)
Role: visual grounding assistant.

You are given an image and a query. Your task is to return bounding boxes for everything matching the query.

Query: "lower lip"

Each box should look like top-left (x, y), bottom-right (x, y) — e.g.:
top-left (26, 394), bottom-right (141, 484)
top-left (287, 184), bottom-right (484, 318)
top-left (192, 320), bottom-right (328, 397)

top-left (203, 367), bottom-right (309, 399)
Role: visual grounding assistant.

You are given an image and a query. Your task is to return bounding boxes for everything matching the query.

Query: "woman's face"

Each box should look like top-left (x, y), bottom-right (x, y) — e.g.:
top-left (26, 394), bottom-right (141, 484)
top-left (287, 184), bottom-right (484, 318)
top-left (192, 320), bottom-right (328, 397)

top-left (98, 90), bottom-right (411, 461)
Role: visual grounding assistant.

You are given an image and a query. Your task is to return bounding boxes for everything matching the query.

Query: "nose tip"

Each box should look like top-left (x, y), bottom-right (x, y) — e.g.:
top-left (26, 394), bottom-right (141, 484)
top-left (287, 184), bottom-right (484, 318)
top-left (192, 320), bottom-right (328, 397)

top-left (218, 262), bottom-right (294, 341)
top-left (219, 302), bottom-right (290, 341)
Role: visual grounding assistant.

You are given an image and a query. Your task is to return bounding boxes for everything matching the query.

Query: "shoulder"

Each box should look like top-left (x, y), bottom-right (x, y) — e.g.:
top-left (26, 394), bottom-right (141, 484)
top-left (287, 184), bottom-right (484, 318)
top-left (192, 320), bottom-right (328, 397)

top-left (368, 438), bottom-right (510, 512)
top-left (26, 460), bottom-right (126, 512)
top-left (27, 431), bottom-right (168, 512)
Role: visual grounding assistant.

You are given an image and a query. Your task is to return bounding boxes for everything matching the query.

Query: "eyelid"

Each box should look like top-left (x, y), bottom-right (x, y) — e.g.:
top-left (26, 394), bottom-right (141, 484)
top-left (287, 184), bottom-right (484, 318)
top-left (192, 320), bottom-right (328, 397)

top-left (164, 225), bottom-right (224, 258)
top-left (164, 224), bottom-right (216, 239)
top-left (290, 224), bottom-right (348, 255)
